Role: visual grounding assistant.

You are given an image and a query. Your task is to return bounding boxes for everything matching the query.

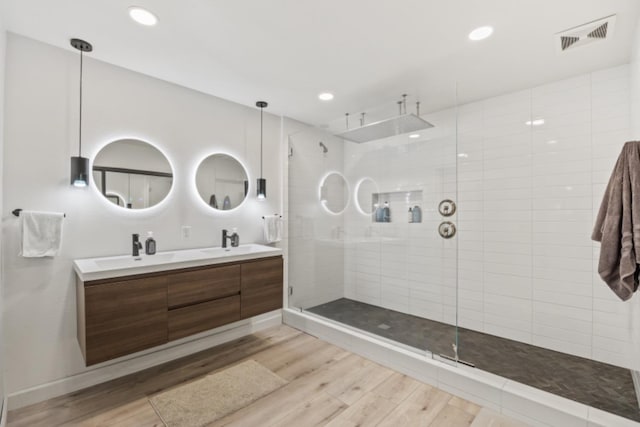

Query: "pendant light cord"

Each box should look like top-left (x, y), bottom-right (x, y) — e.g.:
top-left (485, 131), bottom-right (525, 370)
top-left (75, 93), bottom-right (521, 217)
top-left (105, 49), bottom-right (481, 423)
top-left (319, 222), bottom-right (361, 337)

top-left (260, 106), bottom-right (263, 178)
top-left (78, 50), bottom-right (83, 157)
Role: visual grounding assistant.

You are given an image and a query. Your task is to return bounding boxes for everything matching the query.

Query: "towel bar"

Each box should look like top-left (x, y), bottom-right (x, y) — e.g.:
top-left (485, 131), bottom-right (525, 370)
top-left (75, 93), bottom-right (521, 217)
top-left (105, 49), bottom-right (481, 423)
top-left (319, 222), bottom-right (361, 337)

top-left (262, 214), bottom-right (282, 219)
top-left (12, 209), bottom-right (66, 218)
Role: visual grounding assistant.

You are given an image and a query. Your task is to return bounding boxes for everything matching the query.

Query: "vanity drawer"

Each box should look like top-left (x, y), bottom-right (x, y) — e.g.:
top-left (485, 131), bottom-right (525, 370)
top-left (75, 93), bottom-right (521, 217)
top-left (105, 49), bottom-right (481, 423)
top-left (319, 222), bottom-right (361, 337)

top-left (84, 276), bottom-right (168, 365)
top-left (168, 295), bottom-right (240, 341)
top-left (240, 257), bottom-right (283, 319)
top-left (167, 265), bottom-right (240, 308)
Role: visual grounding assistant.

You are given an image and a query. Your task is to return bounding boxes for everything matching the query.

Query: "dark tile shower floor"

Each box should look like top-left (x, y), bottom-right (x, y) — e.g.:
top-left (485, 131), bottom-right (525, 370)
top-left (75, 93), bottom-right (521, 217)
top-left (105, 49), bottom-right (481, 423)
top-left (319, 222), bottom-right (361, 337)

top-left (307, 298), bottom-right (640, 422)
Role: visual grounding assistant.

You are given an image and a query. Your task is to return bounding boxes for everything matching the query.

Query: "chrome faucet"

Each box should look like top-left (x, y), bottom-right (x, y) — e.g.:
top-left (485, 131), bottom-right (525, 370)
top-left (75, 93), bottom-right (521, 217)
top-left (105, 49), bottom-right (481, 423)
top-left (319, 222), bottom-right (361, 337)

top-left (132, 233), bottom-right (142, 257)
top-left (222, 229), bottom-right (239, 248)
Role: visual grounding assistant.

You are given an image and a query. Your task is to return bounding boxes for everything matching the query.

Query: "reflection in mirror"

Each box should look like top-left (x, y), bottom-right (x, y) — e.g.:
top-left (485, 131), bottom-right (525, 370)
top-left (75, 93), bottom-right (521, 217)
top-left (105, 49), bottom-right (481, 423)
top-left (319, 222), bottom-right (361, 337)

top-left (355, 178), bottom-right (378, 215)
top-left (92, 139), bottom-right (173, 209)
top-left (320, 172), bottom-right (348, 214)
top-left (196, 154), bottom-right (248, 210)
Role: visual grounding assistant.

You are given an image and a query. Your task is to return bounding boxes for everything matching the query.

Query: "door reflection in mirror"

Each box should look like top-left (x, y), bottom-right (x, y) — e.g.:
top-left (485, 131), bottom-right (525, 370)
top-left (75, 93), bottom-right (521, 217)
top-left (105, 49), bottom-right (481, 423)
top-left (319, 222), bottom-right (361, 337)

top-left (92, 139), bottom-right (173, 210)
top-left (195, 153), bottom-right (249, 211)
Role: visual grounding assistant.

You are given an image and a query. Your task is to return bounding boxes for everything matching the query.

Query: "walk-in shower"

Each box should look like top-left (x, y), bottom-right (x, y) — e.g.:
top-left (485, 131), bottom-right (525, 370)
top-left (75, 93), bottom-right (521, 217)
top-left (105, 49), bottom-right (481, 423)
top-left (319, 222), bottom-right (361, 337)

top-left (286, 83), bottom-right (640, 423)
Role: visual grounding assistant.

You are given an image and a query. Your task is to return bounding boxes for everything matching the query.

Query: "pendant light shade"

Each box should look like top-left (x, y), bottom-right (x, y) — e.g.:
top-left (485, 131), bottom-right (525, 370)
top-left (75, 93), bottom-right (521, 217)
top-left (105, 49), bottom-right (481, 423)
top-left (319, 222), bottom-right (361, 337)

top-left (70, 156), bottom-right (89, 187)
top-left (256, 101), bottom-right (268, 200)
top-left (70, 38), bottom-right (92, 187)
top-left (257, 178), bottom-right (266, 199)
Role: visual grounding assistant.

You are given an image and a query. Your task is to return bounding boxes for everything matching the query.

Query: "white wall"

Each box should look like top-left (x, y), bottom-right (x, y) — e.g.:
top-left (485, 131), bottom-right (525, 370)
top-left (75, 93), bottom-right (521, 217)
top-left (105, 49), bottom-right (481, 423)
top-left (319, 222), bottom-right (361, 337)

top-left (629, 13), bottom-right (640, 373)
top-left (2, 34), bottom-right (283, 397)
top-left (456, 65), bottom-right (635, 369)
top-left (631, 15), bottom-right (640, 139)
top-left (0, 0), bottom-right (7, 418)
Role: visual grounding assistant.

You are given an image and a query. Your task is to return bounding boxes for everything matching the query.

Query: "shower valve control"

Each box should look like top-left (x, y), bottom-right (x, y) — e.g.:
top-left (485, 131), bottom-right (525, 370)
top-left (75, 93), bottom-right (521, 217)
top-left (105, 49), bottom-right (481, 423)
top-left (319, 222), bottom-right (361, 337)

top-left (438, 221), bottom-right (456, 239)
top-left (438, 199), bottom-right (456, 217)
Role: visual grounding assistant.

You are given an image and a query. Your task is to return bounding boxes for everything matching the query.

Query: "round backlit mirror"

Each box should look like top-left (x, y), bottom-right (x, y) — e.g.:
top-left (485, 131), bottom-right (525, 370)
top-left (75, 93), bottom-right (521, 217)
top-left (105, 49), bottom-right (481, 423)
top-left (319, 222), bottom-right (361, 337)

top-left (93, 139), bottom-right (173, 209)
top-left (355, 178), bottom-right (378, 215)
top-left (320, 172), bottom-right (348, 214)
top-left (195, 154), bottom-right (249, 210)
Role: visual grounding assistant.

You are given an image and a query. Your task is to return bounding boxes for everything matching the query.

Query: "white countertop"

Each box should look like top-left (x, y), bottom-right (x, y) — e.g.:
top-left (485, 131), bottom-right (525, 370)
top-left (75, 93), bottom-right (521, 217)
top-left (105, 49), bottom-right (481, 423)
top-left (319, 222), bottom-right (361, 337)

top-left (73, 243), bottom-right (282, 282)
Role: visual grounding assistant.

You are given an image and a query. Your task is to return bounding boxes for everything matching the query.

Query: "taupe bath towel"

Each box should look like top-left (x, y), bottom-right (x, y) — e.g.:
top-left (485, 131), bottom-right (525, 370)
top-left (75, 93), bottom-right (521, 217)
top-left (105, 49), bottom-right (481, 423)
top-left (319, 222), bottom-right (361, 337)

top-left (592, 141), bottom-right (640, 301)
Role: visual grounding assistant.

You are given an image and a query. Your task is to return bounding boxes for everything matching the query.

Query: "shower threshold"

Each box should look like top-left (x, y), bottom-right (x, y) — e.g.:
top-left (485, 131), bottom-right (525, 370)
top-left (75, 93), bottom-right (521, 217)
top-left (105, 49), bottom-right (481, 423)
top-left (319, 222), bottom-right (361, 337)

top-left (304, 298), bottom-right (639, 423)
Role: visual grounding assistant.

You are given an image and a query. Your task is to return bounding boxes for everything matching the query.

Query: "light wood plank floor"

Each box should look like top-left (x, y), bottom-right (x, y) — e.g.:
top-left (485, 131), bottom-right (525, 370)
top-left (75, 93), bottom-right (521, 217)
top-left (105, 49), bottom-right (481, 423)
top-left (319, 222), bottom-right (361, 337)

top-left (7, 325), bottom-right (528, 427)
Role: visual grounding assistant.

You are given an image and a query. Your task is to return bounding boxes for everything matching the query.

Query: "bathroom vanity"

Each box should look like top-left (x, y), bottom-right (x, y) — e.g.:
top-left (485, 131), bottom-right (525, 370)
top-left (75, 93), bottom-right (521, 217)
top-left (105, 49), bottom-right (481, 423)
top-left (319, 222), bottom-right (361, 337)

top-left (74, 244), bottom-right (283, 365)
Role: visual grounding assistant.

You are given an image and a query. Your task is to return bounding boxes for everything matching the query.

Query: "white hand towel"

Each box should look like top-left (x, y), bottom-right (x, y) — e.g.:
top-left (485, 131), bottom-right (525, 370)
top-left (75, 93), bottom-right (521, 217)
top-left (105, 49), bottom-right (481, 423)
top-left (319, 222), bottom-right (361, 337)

top-left (263, 215), bottom-right (282, 244)
top-left (20, 211), bottom-right (65, 257)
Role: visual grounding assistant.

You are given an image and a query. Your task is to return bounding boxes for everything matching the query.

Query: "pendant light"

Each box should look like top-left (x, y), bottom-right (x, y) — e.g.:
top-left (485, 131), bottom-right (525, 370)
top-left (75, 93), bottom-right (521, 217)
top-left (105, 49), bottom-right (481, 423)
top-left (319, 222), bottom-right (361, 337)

top-left (70, 38), bottom-right (92, 187)
top-left (256, 101), bottom-right (268, 200)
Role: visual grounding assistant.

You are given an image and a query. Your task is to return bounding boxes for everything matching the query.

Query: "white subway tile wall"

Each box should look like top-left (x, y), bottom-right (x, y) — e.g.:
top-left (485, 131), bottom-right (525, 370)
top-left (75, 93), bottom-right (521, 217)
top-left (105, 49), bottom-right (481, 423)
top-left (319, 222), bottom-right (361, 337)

top-left (342, 109), bottom-right (459, 330)
top-left (288, 64), bottom-right (639, 371)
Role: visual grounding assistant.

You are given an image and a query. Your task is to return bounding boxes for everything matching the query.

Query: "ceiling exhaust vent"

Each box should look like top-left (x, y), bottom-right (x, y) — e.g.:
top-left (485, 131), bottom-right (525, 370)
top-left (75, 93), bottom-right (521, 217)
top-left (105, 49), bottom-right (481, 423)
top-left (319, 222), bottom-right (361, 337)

top-left (555, 15), bottom-right (616, 52)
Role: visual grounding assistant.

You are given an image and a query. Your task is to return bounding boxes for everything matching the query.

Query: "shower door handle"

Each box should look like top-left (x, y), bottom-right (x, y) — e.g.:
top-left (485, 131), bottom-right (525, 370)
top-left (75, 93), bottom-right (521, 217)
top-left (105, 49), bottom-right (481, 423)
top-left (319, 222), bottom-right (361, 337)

top-left (438, 221), bottom-right (456, 239)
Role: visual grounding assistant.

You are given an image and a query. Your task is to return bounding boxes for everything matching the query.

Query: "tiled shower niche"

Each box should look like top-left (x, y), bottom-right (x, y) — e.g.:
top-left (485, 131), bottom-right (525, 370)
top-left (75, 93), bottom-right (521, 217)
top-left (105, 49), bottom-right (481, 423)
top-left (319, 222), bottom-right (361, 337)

top-left (371, 190), bottom-right (423, 223)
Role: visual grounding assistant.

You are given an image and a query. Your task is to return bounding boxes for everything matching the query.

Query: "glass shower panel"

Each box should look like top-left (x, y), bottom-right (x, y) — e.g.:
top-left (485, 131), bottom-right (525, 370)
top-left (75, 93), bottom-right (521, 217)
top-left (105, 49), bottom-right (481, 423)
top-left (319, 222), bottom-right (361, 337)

top-left (287, 94), bottom-right (460, 361)
top-left (287, 127), bottom-right (347, 311)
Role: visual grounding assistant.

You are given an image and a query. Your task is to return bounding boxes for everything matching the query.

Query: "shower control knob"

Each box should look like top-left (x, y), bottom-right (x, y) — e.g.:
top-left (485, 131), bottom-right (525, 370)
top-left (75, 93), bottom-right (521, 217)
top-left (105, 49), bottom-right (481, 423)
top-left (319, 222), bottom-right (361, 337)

top-left (438, 221), bottom-right (456, 239)
top-left (438, 199), bottom-right (456, 217)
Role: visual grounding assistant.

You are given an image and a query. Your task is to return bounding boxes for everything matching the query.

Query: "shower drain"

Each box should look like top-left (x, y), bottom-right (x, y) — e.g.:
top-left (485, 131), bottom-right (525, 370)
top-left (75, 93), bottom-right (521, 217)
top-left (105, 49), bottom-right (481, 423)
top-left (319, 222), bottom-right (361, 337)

top-left (377, 323), bottom-right (391, 330)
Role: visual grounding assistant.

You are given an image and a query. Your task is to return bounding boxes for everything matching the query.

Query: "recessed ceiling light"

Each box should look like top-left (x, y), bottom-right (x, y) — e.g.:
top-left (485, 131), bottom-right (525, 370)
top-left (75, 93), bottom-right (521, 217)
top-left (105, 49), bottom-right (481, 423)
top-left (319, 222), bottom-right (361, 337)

top-left (318, 92), bottom-right (334, 101)
top-left (458, 153), bottom-right (469, 158)
top-left (547, 139), bottom-right (558, 145)
top-left (409, 134), bottom-right (420, 139)
top-left (128, 6), bottom-right (158, 26)
top-left (468, 26), bottom-right (494, 41)
top-left (525, 119), bottom-right (545, 126)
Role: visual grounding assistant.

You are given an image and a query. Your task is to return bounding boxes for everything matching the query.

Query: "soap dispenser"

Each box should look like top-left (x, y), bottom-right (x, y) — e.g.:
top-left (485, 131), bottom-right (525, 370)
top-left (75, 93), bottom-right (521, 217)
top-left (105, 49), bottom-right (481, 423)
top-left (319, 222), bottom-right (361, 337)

top-left (145, 232), bottom-right (157, 255)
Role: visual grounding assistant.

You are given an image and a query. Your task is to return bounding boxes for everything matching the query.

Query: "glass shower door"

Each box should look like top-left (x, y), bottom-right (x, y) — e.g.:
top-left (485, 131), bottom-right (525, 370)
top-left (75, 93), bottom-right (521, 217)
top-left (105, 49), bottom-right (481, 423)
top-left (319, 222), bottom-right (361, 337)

top-left (286, 96), bottom-right (461, 364)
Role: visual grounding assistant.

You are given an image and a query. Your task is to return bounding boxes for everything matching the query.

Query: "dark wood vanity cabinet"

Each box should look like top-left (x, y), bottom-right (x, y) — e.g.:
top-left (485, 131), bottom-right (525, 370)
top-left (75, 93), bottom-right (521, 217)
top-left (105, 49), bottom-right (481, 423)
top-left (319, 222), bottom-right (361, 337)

top-left (241, 257), bottom-right (284, 319)
top-left (167, 265), bottom-right (240, 308)
top-left (166, 264), bottom-right (241, 340)
top-left (168, 295), bottom-right (240, 341)
top-left (79, 276), bottom-right (169, 366)
top-left (77, 256), bottom-right (282, 366)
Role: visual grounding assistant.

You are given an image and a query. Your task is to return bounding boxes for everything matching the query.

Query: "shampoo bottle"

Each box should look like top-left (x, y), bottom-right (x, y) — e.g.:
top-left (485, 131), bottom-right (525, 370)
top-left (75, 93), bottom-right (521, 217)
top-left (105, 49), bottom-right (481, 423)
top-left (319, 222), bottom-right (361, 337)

top-left (408, 207), bottom-right (413, 223)
top-left (383, 201), bottom-right (391, 223)
top-left (412, 205), bottom-right (422, 223)
top-left (145, 232), bottom-right (157, 255)
top-left (374, 204), bottom-right (384, 222)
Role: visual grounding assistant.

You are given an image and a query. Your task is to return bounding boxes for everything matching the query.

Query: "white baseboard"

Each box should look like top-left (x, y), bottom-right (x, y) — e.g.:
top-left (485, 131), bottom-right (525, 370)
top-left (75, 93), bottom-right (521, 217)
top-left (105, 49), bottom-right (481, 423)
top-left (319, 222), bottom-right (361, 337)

top-left (8, 311), bottom-right (282, 411)
top-left (283, 309), bottom-right (640, 427)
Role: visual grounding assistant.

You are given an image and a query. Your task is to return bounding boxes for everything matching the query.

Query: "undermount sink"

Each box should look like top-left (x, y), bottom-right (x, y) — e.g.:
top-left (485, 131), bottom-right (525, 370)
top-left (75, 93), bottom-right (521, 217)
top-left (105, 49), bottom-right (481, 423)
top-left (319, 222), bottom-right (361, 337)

top-left (93, 252), bottom-right (176, 269)
top-left (200, 245), bottom-right (265, 256)
top-left (74, 243), bottom-right (282, 282)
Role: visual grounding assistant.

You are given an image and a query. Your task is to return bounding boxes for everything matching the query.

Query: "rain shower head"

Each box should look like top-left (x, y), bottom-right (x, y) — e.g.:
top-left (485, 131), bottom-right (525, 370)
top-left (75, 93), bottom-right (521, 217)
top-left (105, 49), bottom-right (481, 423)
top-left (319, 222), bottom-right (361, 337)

top-left (336, 113), bottom-right (434, 143)
top-left (319, 141), bottom-right (328, 153)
